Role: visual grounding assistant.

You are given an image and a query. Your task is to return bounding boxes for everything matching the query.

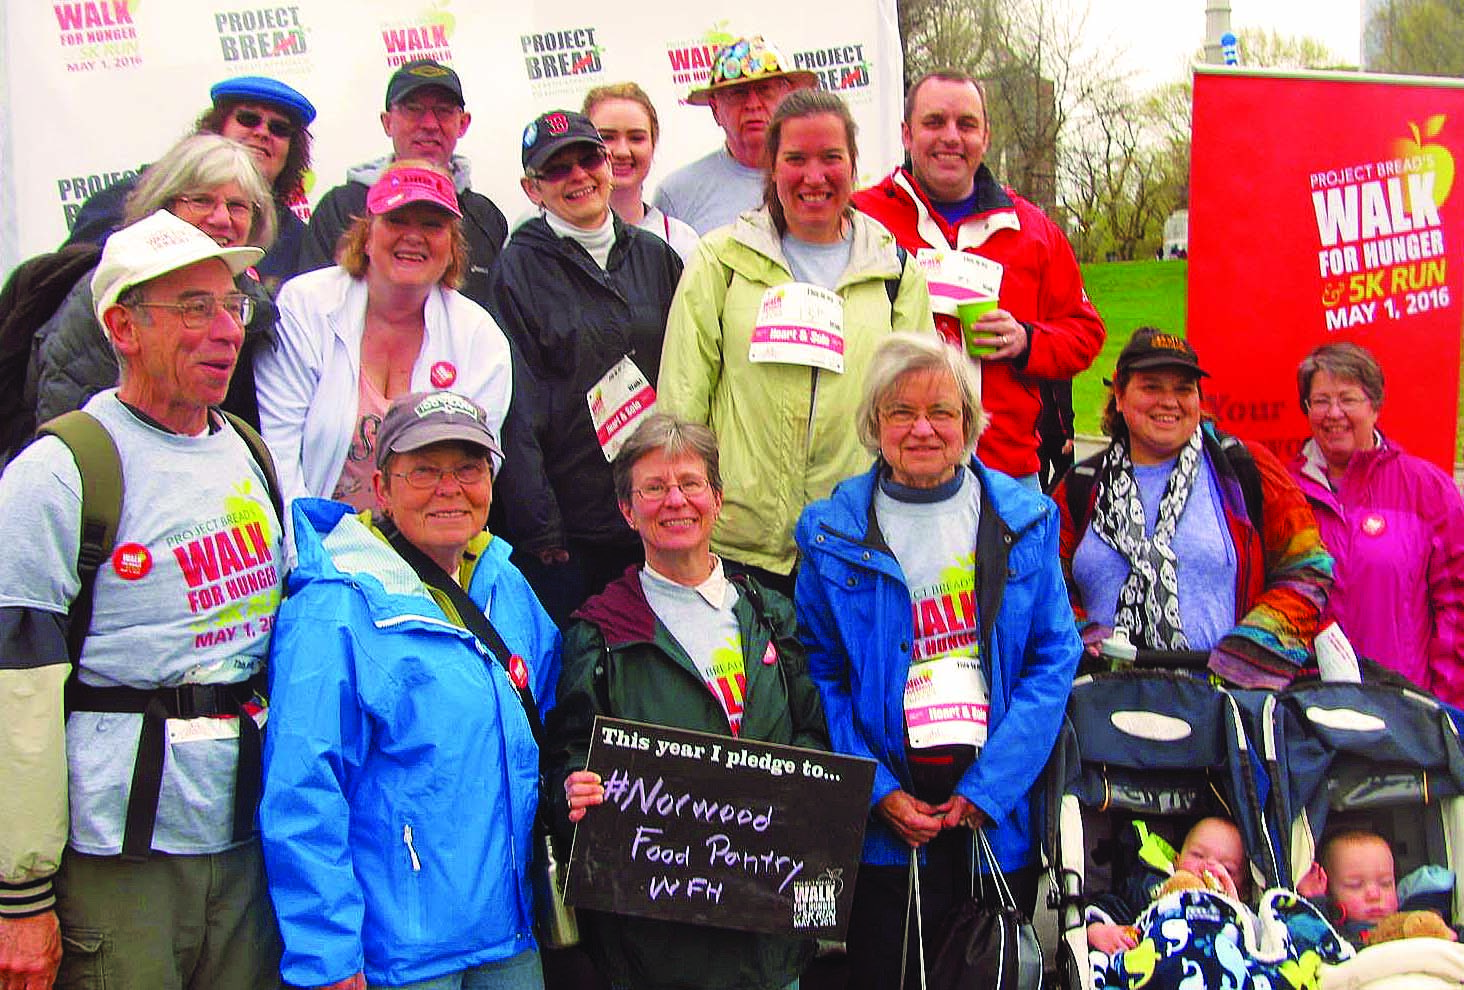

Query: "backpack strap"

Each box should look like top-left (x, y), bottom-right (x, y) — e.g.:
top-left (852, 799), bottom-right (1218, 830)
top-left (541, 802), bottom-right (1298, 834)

top-left (220, 410), bottom-right (284, 526)
top-left (36, 411), bottom-right (121, 663)
top-left (1212, 431), bottom-right (1265, 534)
top-left (887, 244), bottom-right (908, 308)
top-left (1061, 458), bottom-right (1102, 537)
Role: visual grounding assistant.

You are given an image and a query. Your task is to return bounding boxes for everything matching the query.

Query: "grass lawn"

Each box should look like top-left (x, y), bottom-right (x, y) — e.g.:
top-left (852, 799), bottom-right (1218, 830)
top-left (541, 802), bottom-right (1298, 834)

top-left (1073, 260), bottom-right (1188, 437)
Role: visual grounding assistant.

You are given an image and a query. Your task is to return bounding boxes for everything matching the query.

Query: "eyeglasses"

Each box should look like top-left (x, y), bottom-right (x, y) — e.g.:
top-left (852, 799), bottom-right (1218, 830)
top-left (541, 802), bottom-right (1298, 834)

top-left (394, 102), bottom-right (463, 124)
top-left (632, 478), bottom-right (711, 501)
top-left (172, 193), bottom-right (257, 223)
top-left (714, 79), bottom-right (792, 107)
top-left (391, 463), bottom-right (490, 489)
top-left (532, 146), bottom-right (609, 182)
top-left (1305, 393), bottom-right (1371, 413)
top-left (232, 108), bottom-right (295, 139)
top-left (130, 293), bottom-right (255, 328)
top-left (881, 406), bottom-right (963, 428)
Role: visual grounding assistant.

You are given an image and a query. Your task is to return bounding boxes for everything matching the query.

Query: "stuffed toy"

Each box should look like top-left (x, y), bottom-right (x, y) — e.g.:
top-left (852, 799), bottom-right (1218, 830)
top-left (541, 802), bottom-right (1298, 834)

top-left (1364, 910), bottom-right (1457, 944)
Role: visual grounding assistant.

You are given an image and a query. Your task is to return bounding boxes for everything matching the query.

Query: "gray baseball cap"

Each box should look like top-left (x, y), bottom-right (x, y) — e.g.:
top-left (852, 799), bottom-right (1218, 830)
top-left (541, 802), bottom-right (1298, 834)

top-left (375, 391), bottom-right (502, 470)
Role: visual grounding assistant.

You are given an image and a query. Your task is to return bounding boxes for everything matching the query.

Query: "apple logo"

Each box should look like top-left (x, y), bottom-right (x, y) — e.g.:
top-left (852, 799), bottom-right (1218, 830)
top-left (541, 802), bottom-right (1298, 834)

top-left (420, 0), bottom-right (455, 40)
top-left (1394, 114), bottom-right (1455, 213)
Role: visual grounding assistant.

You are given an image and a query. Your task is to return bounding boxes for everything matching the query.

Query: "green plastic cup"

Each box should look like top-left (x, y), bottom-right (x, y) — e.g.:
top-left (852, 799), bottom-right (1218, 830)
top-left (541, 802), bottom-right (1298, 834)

top-left (957, 298), bottom-right (1000, 357)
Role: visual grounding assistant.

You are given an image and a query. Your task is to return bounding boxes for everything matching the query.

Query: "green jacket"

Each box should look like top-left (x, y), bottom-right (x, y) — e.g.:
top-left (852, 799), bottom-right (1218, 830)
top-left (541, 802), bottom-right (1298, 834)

top-left (657, 208), bottom-right (935, 574)
top-left (544, 568), bottom-right (828, 990)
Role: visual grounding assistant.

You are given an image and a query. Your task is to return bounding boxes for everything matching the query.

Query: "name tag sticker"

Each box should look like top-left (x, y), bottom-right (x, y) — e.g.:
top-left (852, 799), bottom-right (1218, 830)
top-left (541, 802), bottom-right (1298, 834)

top-left (915, 248), bottom-right (1003, 305)
top-left (904, 653), bottom-right (989, 749)
top-left (749, 283), bottom-right (846, 373)
top-left (588, 356), bottom-right (656, 462)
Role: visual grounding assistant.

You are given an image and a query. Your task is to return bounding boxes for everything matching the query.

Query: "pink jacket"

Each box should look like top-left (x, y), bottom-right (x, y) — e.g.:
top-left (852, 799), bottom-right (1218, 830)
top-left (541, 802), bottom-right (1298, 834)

top-left (1289, 438), bottom-right (1464, 705)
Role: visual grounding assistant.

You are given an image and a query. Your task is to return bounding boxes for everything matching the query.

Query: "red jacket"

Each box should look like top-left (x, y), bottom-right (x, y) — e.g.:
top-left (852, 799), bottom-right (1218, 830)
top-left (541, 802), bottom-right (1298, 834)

top-left (853, 167), bottom-right (1105, 477)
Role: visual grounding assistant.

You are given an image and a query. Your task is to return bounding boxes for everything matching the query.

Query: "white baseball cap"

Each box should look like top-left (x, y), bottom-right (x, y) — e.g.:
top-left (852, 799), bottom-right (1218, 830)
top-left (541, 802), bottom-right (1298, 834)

top-left (91, 210), bottom-right (264, 323)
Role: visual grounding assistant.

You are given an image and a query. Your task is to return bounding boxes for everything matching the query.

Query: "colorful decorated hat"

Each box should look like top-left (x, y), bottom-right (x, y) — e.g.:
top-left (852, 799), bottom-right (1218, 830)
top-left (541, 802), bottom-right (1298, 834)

top-left (686, 36), bottom-right (818, 106)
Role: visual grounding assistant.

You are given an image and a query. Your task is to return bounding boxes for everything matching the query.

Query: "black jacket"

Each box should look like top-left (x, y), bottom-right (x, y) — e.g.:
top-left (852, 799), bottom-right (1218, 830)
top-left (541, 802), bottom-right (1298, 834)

top-left (298, 175), bottom-right (508, 310)
top-left (487, 215), bottom-right (683, 552)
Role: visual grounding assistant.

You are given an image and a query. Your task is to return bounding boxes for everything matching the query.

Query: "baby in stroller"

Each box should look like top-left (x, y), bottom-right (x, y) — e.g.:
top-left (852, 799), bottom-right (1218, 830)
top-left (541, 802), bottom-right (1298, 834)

top-left (1083, 815), bottom-right (1350, 989)
top-left (1087, 816), bottom-right (1249, 954)
top-left (1296, 829), bottom-right (1459, 946)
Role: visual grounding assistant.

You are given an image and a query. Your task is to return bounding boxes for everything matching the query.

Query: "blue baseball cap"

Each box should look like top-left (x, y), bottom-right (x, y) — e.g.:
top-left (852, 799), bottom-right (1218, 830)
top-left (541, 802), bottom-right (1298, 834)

top-left (210, 76), bottom-right (317, 126)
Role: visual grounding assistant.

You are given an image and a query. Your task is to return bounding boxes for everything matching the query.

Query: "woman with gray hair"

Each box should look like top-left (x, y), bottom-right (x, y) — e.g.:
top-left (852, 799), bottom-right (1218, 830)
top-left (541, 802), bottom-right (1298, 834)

top-left (29, 132), bottom-right (279, 431)
top-left (544, 412), bottom-right (827, 990)
top-left (794, 333), bottom-right (1080, 989)
top-left (1288, 340), bottom-right (1464, 704)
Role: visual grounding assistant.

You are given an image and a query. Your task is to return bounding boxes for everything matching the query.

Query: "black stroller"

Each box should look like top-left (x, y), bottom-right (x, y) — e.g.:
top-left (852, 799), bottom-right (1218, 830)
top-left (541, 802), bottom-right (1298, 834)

top-left (1044, 669), bottom-right (1281, 990)
top-left (1263, 678), bottom-right (1464, 916)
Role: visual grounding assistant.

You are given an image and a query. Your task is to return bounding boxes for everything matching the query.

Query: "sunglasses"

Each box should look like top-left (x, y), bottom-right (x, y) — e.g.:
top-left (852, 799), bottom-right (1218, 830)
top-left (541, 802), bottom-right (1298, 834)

top-left (533, 146), bottom-right (608, 182)
top-left (232, 108), bottom-right (296, 139)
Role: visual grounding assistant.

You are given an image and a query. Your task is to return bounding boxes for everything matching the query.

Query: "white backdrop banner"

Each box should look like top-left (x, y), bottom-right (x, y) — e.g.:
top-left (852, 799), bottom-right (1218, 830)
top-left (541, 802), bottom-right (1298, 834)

top-left (0, 0), bottom-right (906, 276)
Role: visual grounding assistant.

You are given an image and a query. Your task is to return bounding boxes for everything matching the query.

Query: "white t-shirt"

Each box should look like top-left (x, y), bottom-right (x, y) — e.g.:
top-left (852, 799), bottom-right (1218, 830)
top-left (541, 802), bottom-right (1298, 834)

top-left (0, 391), bottom-right (284, 854)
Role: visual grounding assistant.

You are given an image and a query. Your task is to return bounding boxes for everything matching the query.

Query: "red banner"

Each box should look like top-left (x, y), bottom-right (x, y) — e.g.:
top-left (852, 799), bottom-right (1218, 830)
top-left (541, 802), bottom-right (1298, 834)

top-left (1189, 68), bottom-right (1464, 471)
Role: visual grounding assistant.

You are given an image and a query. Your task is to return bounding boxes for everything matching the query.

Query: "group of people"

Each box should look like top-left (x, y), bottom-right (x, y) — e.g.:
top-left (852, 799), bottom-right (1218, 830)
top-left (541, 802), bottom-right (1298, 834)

top-left (0, 26), bottom-right (1460, 990)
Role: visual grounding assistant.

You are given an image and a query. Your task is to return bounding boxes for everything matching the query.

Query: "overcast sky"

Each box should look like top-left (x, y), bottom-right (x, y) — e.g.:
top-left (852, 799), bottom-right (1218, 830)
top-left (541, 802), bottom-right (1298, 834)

top-left (1081, 0), bottom-right (1364, 91)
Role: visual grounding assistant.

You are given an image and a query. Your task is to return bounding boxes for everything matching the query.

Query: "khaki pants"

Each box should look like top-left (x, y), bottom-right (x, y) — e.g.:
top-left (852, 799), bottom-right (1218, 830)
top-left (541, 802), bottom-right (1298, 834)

top-left (54, 839), bottom-right (282, 990)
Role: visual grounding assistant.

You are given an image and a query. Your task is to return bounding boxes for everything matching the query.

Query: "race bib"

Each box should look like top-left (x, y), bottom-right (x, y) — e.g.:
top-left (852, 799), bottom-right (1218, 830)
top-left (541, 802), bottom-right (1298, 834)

top-left (903, 652), bottom-right (990, 750)
top-left (748, 283), bottom-right (846, 373)
top-left (167, 704), bottom-right (268, 744)
top-left (915, 248), bottom-right (1003, 307)
top-left (587, 356), bottom-right (656, 462)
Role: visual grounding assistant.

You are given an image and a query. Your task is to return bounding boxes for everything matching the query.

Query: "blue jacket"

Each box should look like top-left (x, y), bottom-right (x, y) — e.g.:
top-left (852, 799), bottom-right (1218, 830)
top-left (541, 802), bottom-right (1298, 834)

top-left (794, 460), bottom-right (1081, 871)
top-left (260, 500), bottom-right (562, 987)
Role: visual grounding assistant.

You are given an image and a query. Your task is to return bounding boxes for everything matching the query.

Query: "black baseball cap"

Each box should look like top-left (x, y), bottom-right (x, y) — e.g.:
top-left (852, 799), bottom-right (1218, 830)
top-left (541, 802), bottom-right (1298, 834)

top-left (1114, 327), bottom-right (1210, 378)
top-left (521, 110), bottom-right (605, 174)
top-left (385, 59), bottom-right (465, 110)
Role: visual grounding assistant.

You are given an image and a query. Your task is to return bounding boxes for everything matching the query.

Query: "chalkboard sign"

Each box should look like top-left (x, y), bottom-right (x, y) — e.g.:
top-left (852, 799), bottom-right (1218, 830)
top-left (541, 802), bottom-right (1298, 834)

top-left (565, 717), bottom-right (876, 937)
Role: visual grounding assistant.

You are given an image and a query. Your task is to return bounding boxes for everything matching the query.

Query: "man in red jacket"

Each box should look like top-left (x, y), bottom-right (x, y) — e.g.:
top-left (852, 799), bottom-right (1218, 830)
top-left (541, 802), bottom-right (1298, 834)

top-left (853, 69), bottom-right (1105, 486)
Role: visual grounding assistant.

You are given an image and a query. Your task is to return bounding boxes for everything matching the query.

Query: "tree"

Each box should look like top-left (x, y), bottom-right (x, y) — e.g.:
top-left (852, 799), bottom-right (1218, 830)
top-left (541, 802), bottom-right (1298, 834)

top-left (897, 0), bottom-right (1103, 215)
top-left (1060, 79), bottom-right (1184, 261)
top-left (1370, 0), bottom-right (1464, 76)
top-left (1230, 27), bottom-right (1348, 71)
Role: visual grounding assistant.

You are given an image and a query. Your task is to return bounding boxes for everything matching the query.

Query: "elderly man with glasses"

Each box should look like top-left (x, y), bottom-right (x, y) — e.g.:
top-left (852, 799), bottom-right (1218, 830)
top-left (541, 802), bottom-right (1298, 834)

top-left (651, 35), bottom-right (815, 235)
top-left (62, 75), bottom-right (316, 293)
top-left (0, 210), bottom-right (287, 990)
top-left (298, 58), bottom-right (510, 310)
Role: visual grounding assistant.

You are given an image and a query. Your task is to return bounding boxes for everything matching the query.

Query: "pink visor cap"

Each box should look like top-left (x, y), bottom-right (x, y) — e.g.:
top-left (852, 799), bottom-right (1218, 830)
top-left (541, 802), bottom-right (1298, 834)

top-left (366, 166), bottom-right (462, 218)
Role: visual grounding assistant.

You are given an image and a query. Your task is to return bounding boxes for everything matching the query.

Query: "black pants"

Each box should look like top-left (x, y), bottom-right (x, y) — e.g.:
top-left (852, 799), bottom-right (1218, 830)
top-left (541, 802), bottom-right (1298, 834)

top-left (844, 829), bottom-right (1039, 990)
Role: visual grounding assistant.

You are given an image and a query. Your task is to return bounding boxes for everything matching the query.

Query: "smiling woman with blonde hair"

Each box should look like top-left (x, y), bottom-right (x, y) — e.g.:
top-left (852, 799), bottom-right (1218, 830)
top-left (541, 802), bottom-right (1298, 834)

top-left (256, 158), bottom-right (513, 510)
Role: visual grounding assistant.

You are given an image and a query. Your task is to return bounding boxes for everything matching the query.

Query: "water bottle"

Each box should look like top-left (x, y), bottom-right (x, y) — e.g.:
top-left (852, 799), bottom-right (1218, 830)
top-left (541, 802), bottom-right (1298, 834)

top-left (533, 826), bottom-right (580, 948)
top-left (1099, 627), bottom-right (1137, 671)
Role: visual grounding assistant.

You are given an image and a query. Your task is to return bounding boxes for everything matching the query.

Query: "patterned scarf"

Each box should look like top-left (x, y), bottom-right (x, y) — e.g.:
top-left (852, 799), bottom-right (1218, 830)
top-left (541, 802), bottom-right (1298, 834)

top-left (1089, 429), bottom-right (1204, 650)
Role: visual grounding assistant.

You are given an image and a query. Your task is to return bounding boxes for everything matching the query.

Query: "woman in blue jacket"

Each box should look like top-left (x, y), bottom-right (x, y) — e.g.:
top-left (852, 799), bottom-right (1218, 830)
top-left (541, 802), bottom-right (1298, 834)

top-left (794, 334), bottom-right (1081, 989)
top-left (260, 392), bottom-right (560, 990)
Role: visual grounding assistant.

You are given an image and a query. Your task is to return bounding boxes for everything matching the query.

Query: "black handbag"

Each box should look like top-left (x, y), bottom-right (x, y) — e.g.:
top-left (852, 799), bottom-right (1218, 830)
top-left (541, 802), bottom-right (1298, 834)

top-left (384, 522), bottom-right (579, 948)
top-left (902, 829), bottom-right (1043, 990)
